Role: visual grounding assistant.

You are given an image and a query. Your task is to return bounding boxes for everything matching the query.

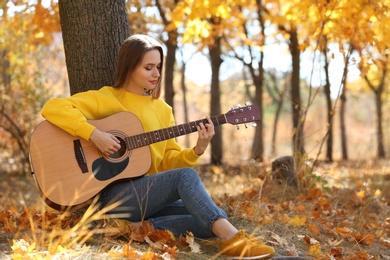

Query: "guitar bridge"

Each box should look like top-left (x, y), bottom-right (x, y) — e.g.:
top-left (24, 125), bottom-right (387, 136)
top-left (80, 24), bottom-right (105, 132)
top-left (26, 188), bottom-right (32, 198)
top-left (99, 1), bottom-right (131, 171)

top-left (74, 139), bottom-right (89, 173)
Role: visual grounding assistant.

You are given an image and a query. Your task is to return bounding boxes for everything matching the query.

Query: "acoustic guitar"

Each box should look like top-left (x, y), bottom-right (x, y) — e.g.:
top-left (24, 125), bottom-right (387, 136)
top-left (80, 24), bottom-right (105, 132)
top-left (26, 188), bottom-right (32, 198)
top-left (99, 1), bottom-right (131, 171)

top-left (29, 104), bottom-right (260, 210)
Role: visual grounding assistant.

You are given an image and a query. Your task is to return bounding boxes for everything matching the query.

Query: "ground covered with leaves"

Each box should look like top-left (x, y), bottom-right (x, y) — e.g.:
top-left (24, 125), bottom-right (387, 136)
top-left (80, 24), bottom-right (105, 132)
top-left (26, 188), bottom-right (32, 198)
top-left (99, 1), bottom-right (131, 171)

top-left (0, 160), bottom-right (389, 259)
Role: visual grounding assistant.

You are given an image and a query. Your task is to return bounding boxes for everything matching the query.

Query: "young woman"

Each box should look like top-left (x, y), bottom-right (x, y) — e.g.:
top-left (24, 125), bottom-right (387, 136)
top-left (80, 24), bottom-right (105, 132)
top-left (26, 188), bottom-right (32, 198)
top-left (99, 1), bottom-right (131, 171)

top-left (41, 34), bottom-right (275, 259)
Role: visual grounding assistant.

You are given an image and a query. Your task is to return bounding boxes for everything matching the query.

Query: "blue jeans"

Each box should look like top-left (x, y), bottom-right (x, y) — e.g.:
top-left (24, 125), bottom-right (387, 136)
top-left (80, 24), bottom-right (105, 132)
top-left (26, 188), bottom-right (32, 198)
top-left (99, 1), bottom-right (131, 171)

top-left (98, 168), bottom-right (228, 238)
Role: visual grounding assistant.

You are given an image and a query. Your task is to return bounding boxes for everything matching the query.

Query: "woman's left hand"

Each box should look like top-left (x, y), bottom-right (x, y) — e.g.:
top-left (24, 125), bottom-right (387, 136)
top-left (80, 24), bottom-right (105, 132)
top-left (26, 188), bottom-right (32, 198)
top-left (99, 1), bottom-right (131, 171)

top-left (194, 116), bottom-right (215, 156)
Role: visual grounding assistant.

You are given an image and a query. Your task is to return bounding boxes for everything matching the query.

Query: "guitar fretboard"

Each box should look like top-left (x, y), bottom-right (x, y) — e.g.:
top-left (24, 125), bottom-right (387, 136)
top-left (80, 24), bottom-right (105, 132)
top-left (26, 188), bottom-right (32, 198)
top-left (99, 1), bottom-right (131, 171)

top-left (125, 114), bottom-right (227, 149)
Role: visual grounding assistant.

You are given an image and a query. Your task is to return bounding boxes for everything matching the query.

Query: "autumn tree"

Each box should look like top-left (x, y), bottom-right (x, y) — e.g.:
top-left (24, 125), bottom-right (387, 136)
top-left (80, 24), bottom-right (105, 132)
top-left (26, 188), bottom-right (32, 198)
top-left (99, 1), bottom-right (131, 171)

top-left (362, 57), bottom-right (387, 159)
top-left (169, 0), bottom-right (242, 164)
top-left (0, 1), bottom-right (61, 173)
top-left (355, 0), bottom-right (390, 159)
top-left (264, 0), bottom-right (308, 158)
top-left (58, 0), bottom-right (130, 94)
top-left (228, 0), bottom-right (267, 161)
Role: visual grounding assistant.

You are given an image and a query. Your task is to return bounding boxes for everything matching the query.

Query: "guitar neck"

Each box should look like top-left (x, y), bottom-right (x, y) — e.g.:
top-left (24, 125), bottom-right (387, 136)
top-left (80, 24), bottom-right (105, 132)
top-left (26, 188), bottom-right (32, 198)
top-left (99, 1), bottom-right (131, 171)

top-left (125, 114), bottom-right (227, 149)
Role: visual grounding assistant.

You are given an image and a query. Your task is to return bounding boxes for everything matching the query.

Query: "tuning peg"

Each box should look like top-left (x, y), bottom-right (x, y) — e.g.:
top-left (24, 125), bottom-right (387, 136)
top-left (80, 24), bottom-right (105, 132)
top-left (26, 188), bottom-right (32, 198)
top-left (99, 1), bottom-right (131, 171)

top-left (236, 125), bottom-right (240, 130)
top-left (245, 102), bottom-right (251, 106)
top-left (252, 122), bottom-right (257, 127)
top-left (230, 106), bottom-right (236, 114)
top-left (244, 124), bottom-right (248, 129)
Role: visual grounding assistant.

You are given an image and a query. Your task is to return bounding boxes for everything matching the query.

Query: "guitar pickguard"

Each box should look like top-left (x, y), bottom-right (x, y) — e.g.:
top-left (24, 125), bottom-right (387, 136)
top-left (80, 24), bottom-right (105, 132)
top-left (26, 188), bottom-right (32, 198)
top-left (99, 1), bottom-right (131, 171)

top-left (92, 157), bottom-right (129, 181)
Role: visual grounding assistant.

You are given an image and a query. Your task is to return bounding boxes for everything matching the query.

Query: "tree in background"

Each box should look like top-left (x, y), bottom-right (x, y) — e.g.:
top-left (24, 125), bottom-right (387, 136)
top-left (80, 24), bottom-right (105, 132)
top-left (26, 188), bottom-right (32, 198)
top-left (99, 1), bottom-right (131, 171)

top-left (0, 1), bottom-right (62, 173)
top-left (229, 0), bottom-right (267, 161)
top-left (155, 0), bottom-right (180, 111)
top-left (58, 0), bottom-right (130, 94)
top-left (264, 0), bottom-right (323, 159)
top-left (355, 1), bottom-right (390, 159)
top-left (168, 0), bottom-right (243, 164)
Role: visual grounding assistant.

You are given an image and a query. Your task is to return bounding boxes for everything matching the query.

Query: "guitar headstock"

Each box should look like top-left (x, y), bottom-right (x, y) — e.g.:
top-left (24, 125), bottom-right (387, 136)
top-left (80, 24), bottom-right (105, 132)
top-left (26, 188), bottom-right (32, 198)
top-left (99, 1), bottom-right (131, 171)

top-left (225, 104), bottom-right (260, 125)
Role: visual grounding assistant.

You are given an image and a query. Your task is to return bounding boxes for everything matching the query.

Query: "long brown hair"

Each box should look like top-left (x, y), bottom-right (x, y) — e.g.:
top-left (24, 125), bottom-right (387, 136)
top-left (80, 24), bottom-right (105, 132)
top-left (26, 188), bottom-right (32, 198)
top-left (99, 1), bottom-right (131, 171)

top-left (114, 34), bottom-right (164, 99)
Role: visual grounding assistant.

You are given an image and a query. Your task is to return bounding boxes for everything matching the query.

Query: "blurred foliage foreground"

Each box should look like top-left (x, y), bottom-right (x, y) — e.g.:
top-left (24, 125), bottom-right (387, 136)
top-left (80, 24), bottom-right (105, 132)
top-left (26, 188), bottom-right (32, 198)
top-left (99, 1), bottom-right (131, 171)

top-left (0, 160), bottom-right (389, 259)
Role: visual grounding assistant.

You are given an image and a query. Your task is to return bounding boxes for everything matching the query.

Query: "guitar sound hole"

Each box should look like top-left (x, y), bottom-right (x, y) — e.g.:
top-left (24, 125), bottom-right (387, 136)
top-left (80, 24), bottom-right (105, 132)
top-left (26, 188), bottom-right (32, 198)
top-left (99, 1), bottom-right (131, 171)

top-left (108, 137), bottom-right (127, 159)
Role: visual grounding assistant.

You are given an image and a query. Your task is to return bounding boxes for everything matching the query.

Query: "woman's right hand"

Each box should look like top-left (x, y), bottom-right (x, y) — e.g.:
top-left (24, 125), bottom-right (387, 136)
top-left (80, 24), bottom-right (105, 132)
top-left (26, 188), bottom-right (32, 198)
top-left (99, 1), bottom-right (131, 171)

top-left (89, 128), bottom-right (121, 156)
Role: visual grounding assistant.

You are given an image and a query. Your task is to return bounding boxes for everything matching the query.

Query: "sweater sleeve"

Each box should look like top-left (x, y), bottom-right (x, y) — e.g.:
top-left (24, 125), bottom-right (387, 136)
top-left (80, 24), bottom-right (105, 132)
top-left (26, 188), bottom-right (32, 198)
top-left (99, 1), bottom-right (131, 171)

top-left (157, 112), bottom-right (201, 171)
top-left (41, 91), bottom-right (99, 140)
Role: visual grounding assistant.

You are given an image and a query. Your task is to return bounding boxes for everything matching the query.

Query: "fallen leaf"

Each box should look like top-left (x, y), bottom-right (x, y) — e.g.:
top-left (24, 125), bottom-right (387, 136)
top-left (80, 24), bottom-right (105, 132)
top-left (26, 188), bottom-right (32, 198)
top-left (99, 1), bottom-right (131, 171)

top-left (288, 215), bottom-right (307, 227)
top-left (285, 244), bottom-right (299, 256)
top-left (302, 235), bottom-right (319, 245)
top-left (327, 238), bottom-right (344, 247)
top-left (270, 233), bottom-right (289, 247)
top-left (308, 223), bottom-right (321, 235)
top-left (307, 244), bottom-right (322, 256)
top-left (354, 233), bottom-right (375, 245)
top-left (185, 232), bottom-right (202, 253)
top-left (334, 227), bottom-right (353, 237)
top-left (329, 247), bottom-right (343, 258)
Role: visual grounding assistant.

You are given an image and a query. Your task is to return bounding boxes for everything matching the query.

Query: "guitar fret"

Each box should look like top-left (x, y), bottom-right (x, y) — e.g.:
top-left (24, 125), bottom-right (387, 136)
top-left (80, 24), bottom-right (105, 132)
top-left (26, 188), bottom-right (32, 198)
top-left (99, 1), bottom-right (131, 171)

top-left (190, 121), bottom-right (196, 132)
top-left (154, 131), bottom-right (160, 142)
top-left (185, 123), bottom-right (191, 133)
top-left (147, 132), bottom-right (152, 145)
top-left (167, 128), bottom-right (173, 138)
top-left (160, 129), bottom-right (166, 141)
top-left (128, 136), bottom-right (134, 149)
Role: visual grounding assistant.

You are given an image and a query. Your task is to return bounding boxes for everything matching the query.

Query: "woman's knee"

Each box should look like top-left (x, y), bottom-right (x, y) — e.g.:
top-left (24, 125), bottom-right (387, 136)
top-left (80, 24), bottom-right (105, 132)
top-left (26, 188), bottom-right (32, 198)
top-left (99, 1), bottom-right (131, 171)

top-left (180, 168), bottom-right (201, 183)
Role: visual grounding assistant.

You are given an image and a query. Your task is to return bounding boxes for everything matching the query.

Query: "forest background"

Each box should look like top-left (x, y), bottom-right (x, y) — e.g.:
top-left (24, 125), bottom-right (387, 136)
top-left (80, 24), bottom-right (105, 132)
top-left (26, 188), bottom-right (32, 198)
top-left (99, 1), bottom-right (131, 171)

top-left (0, 0), bottom-right (389, 259)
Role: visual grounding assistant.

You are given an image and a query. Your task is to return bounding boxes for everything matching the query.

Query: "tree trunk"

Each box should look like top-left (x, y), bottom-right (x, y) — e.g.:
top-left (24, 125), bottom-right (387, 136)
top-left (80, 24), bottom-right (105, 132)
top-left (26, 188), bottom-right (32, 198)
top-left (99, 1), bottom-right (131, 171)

top-left (163, 31), bottom-right (178, 110)
top-left (251, 67), bottom-right (264, 161)
top-left (339, 66), bottom-right (348, 160)
top-left (289, 28), bottom-right (304, 157)
top-left (323, 48), bottom-right (333, 162)
top-left (155, 0), bottom-right (179, 111)
top-left (180, 61), bottom-right (190, 148)
top-left (365, 73), bottom-right (386, 159)
top-left (375, 93), bottom-right (386, 158)
top-left (250, 0), bottom-right (266, 161)
top-left (58, 0), bottom-right (130, 94)
top-left (271, 94), bottom-right (284, 156)
top-left (209, 39), bottom-right (223, 165)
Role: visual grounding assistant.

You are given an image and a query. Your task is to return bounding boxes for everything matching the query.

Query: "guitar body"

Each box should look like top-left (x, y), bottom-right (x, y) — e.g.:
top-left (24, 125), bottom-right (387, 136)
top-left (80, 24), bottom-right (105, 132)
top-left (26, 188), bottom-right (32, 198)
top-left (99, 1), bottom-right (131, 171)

top-left (29, 112), bottom-right (151, 210)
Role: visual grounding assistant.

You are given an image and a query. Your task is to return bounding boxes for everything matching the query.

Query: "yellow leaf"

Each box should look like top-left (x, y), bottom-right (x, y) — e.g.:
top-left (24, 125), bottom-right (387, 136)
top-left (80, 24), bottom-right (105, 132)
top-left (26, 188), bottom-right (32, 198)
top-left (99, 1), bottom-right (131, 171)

top-left (141, 252), bottom-right (159, 259)
top-left (288, 216), bottom-right (307, 227)
top-left (334, 227), bottom-right (353, 237)
top-left (307, 244), bottom-right (322, 256)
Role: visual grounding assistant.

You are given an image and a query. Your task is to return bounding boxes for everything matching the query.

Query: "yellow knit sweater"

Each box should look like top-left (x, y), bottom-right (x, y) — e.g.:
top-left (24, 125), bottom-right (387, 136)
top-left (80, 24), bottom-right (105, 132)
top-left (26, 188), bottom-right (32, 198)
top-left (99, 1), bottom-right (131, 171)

top-left (41, 86), bottom-right (200, 174)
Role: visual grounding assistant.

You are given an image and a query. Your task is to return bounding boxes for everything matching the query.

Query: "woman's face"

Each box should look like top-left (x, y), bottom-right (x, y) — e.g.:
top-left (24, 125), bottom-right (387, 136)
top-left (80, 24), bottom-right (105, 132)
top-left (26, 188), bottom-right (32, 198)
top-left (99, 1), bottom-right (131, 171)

top-left (124, 49), bottom-right (161, 95)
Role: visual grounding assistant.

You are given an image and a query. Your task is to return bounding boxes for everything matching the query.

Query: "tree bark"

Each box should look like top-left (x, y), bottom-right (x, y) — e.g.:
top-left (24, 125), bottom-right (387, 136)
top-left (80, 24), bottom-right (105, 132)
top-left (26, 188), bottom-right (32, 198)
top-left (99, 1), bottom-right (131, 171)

top-left (163, 31), bottom-right (178, 110)
top-left (289, 27), bottom-right (304, 156)
top-left (364, 72), bottom-right (386, 159)
top-left (339, 60), bottom-right (349, 160)
top-left (250, 0), bottom-right (266, 161)
top-left (209, 39), bottom-right (223, 165)
top-left (180, 61), bottom-right (190, 148)
top-left (322, 47), bottom-right (333, 162)
top-left (375, 93), bottom-right (385, 158)
top-left (58, 0), bottom-right (130, 94)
